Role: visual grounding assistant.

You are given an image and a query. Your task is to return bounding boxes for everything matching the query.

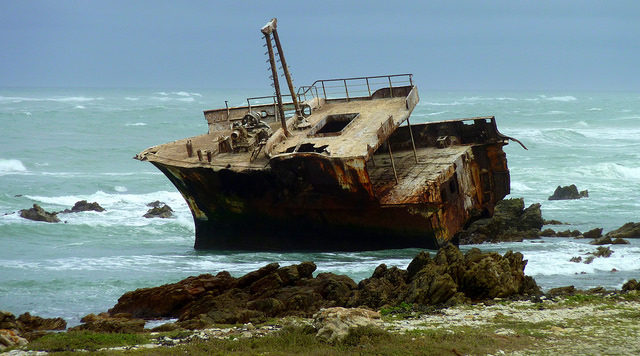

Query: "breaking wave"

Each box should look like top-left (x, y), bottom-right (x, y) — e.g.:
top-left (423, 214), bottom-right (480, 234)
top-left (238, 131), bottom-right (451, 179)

top-left (0, 159), bottom-right (27, 175)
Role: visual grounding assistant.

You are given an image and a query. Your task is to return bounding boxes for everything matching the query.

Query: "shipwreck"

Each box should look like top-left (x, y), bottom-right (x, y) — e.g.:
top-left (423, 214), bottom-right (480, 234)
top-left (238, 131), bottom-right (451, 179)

top-left (135, 18), bottom-right (518, 251)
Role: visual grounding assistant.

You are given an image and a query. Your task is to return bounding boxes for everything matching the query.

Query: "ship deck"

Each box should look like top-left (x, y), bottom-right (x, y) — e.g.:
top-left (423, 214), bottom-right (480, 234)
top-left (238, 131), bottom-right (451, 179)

top-left (270, 96), bottom-right (411, 158)
top-left (367, 145), bottom-right (471, 205)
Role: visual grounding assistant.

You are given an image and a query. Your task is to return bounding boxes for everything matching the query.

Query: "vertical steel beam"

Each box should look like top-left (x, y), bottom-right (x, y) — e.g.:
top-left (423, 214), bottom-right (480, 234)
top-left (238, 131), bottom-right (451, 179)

top-left (407, 117), bottom-right (419, 164)
top-left (387, 140), bottom-right (398, 184)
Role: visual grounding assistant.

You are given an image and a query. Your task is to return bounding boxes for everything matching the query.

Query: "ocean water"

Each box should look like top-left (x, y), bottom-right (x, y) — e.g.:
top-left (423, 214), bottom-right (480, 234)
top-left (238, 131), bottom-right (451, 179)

top-left (1, 88), bottom-right (639, 326)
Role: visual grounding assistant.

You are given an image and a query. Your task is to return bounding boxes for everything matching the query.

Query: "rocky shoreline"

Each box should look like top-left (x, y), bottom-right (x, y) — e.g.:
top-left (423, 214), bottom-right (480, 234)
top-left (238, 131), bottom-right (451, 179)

top-left (4, 243), bottom-right (640, 353)
top-left (5, 194), bottom-right (640, 353)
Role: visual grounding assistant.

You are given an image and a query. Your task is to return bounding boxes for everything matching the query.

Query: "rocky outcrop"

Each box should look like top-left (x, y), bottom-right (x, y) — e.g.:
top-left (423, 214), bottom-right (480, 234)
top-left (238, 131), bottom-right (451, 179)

top-left (556, 229), bottom-right (582, 238)
top-left (16, 312), bottom-right (66, 332)
top-left (591, 246), bottom-right (613, 258)
top-left (69, 313), bottom-right (145, 333)
top-left (19, 204), bottom-right (60, 223)
top-left (143, 203), bottom-right (173, 218)
top-left (0, 310), bottom-right (66, 348)
top-left (61, 200), bottom-right (105, 213)
top-left (622, 279), bottom-right (640, 292)
top-left (313, 307), bottom-right (381, 343)
top-left (456, 198), bottom-right (544, 244)
top-left (582, 228), bottom-right (603, 239)
top-left (103, 245), bottom-right (539, 329)
top-left (548, 185), bottom-right (588, 200)
top-left (605, 222), bottom-right (640, 239)
top-left (0, 329), bottom-right (27, 350)
top-left (590, 236), bottom-right (629, 245)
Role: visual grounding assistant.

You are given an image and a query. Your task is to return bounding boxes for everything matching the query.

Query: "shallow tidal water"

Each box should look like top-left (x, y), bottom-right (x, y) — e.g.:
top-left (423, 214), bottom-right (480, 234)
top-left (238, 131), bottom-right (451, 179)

top-left (1, 89), bottom-right (639, 325)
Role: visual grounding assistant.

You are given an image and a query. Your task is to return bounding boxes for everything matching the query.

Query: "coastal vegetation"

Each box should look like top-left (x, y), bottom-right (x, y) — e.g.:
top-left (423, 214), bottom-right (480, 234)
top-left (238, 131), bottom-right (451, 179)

top-left (14, 292), bottom-right (640, 355)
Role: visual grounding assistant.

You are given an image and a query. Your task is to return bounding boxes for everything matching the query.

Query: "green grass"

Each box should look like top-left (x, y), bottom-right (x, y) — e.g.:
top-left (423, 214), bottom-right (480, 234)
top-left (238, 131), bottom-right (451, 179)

top-left (25, 330), bottom-right (150, 352)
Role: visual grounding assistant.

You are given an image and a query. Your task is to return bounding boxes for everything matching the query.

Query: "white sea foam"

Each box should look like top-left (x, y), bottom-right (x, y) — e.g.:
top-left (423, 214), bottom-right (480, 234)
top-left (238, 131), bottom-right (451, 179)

top-left (587, 107), bottom-right (602, 111)
top-left (114, 186), bottom-right (127, 192)
top-left (74, 105), bottom-right (85, 109)
top-left (587, 163), bottom-right (640, 180)
top-left (0, 96), bottom-right (102, 103)
top-left (125, 122), bottom-right (147, 126)
top-left (510, 181), bottom-right (534, 192)
top-left (422, 101), bottom-right (465, 106)
top-left (545, 95), bottom-right (577, 102)
top-left (23, 190), bottom-right (192, 229)
top-left (0, 159), bottom-right (27, 175)
top-left (124, 97), bottom-right (139, 101)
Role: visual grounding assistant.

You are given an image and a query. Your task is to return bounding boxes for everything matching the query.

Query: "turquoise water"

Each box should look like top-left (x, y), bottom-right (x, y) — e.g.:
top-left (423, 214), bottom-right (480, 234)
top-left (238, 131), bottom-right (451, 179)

top-left (1, 89), bottom-right (640, 325)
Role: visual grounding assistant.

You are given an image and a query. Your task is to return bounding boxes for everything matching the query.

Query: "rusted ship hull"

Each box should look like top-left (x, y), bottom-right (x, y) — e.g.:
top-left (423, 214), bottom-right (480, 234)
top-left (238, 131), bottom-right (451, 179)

top-left (151, 118), bottom-right (511, 251)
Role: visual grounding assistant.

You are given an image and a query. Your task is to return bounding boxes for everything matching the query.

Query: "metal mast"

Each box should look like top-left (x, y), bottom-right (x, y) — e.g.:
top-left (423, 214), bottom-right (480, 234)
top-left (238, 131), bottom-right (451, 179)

top-left (261, 18), bottom-right (290, 137)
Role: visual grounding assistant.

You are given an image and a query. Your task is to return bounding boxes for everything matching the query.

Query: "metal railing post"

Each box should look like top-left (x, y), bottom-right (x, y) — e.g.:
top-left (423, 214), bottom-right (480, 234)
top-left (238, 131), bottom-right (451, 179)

top-left (344, 79), bottom-right (349, 101)
top-left (387, 139), bottom-right (398, 184)
top-left (388, 76), bottom-right (393, 97)
top-left (366, 78), bottom-right (371, 97)
top-left (321, 81), bottom-right (327, 99)
top-left (407, 117), bottom-right (418, 164)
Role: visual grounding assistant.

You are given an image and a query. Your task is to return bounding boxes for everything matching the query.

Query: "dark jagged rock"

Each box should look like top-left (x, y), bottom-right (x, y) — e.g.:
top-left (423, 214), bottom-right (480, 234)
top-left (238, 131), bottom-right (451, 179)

top-left (106, 245), bottom-right (539, 329)
top-left (605, 222), bottom-right (640, 239)
top-left (61, 200), bottom-right (105, 213)
top-left (16, 312), bottom-right (66, 332)
top-left (612, 237), bottom-right (630, 245)
top-left (582, 228), bottom-right (603, 239)
top-left (584, 256), bottom-right (595, 264)
top-left (0, 311), bottom-right (66, 344)
top-left (0, 311), bottom-right (18, 330)
top-left (109, 271), bottom-right (237, 318)
top-left (147, 200), bottom-right (166, 208)
top-left (569, 256), bottom-right (582, 263)
top-left (70, 313), bottom-right (145, 333)
top-left (590, 237), bottom-right (613, 245)
top-left (143, 203), bottom-right (173, 218)
top-left (556, 229), bottom-right (582, 238)
top-left (456, 198), bottom-right (544, 244)
top-left (622, 279), bottom-right (640, 291)
top-left (548, 184), bottom-right (589, 200)
top-left (592, 246), bottom-right (613, 258)
top-left (19, 204), bottom-right (60, 223)
top-left (547, 286), bottom-right (576, 297)
top-left (540, 228), bottom-right (557, 237)
top-left (590, 236), bottom-right (628, 245)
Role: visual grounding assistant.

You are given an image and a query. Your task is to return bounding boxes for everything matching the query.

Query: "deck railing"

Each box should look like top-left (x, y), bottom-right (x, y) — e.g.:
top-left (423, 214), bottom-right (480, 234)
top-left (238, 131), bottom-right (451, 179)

top-left (297, 74), bottom-right (413, 102)
top-left (243, 74), bottom-right (413, 115)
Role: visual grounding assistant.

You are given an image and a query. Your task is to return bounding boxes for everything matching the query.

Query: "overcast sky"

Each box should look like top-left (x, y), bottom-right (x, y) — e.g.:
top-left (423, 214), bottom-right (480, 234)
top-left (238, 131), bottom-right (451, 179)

top-left (1, 1), bottom-right (639, 90)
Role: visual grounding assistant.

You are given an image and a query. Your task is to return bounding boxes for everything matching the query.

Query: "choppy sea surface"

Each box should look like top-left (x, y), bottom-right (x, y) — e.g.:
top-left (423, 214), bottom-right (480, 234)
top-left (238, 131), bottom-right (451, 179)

top-left (1, 88), bottom-right (639, 326)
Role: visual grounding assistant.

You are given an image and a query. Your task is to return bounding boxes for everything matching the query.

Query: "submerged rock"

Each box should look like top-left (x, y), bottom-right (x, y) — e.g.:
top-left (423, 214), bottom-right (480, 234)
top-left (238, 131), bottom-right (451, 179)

top-left (548, 184), bottom-right (588, 200)
top-left (456, 198), bottom-right (544, 244)
top-left (605, 222), bottom-right (640, 239)
top-left (19, 204), bottom-right (60, 223)
top-left (61, 200), bottom-right (105, 213)
top-left (143, 203), bottom-right (173, 218)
